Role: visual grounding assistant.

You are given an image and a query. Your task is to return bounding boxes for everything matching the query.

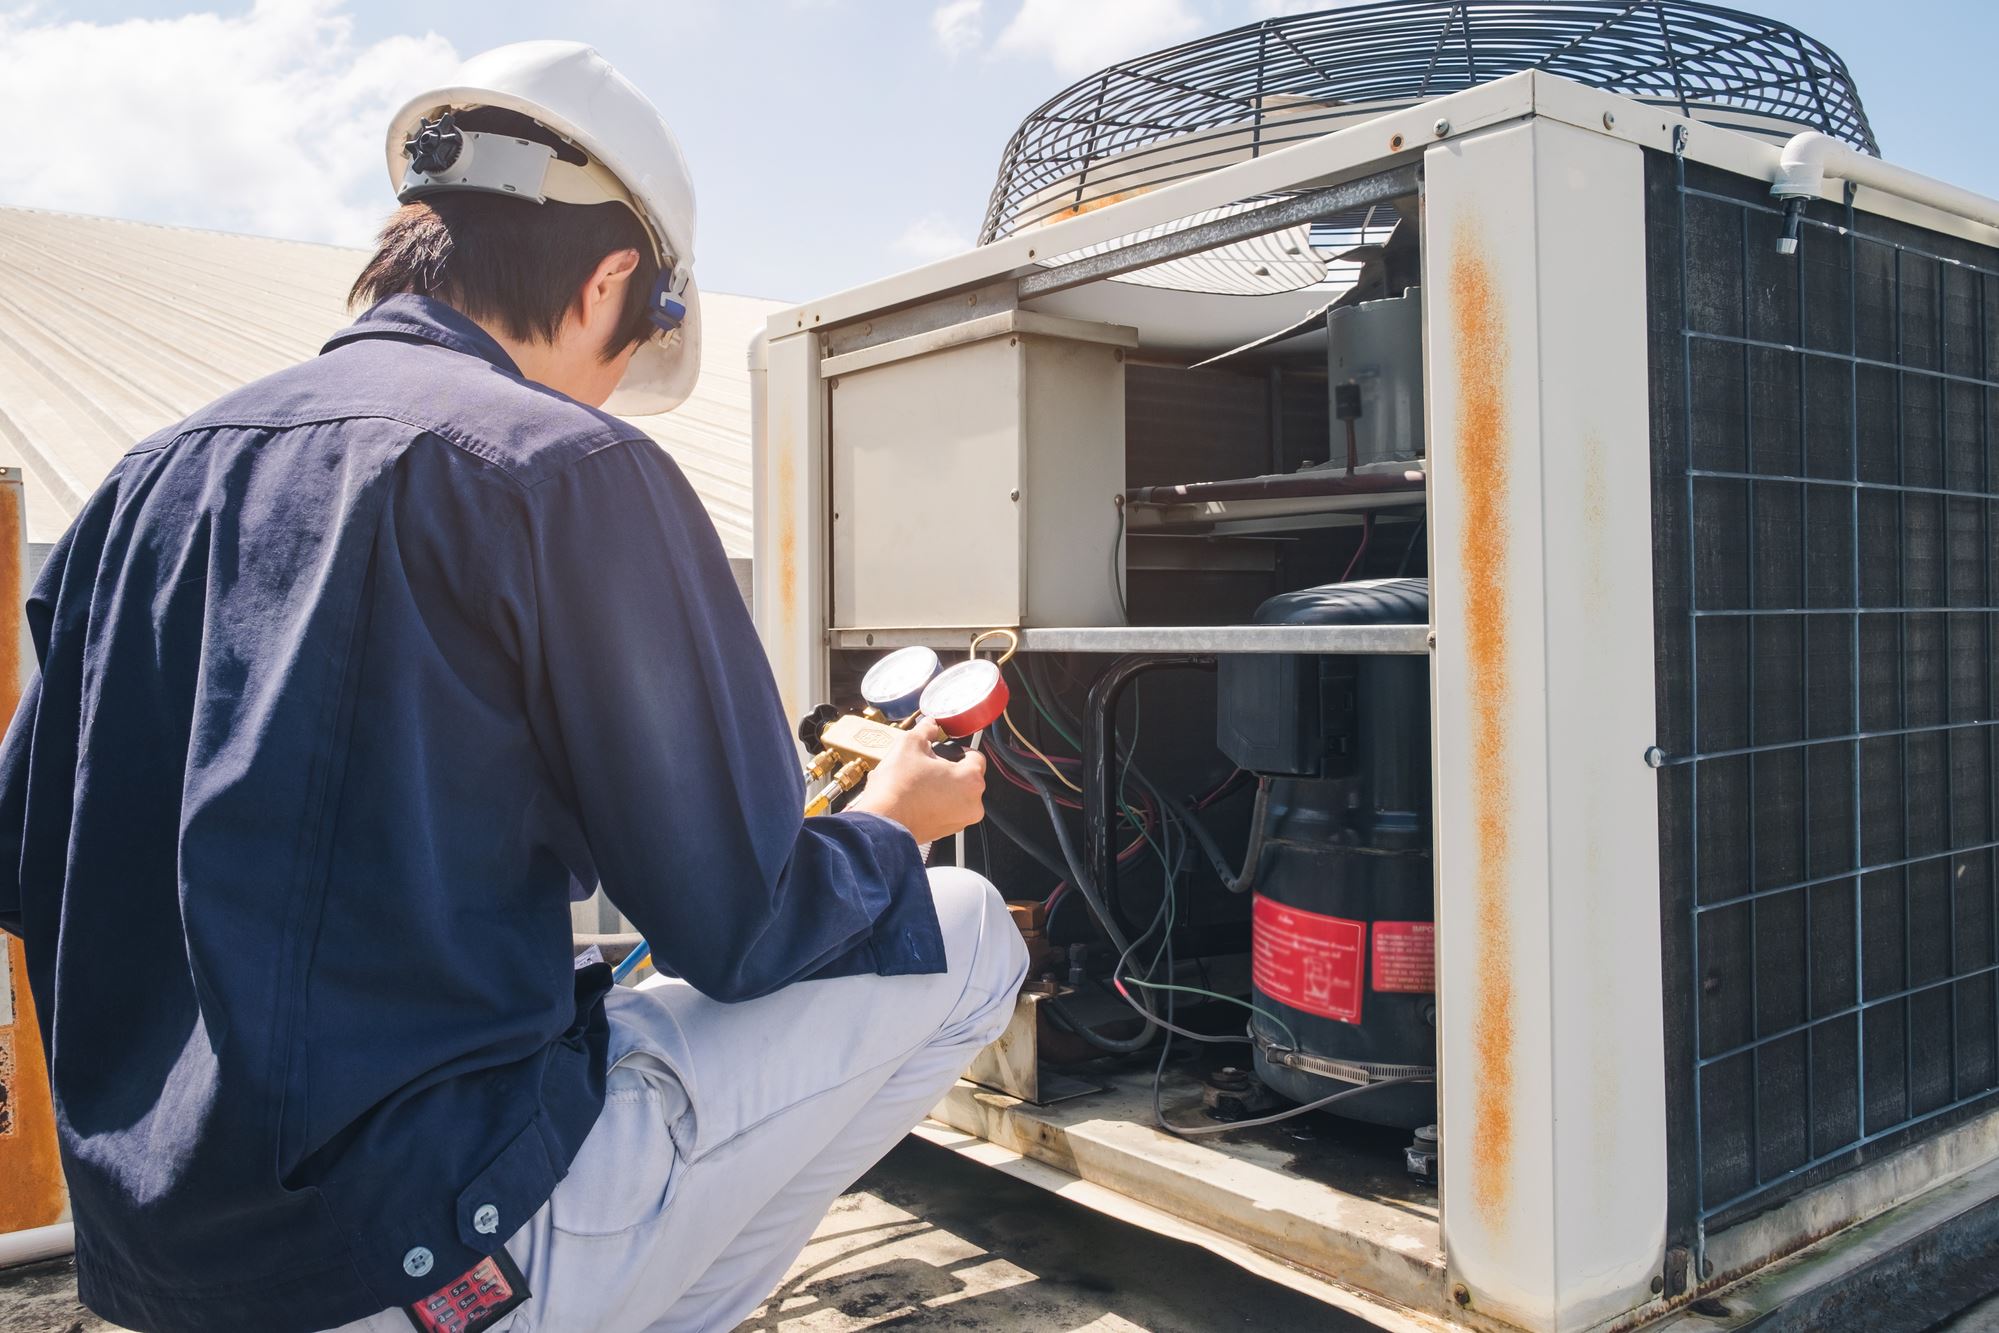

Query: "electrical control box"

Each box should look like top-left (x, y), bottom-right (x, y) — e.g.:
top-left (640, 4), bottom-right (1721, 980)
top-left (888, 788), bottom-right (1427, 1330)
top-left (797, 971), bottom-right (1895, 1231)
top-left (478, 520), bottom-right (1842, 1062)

top-left (825, 310), bottom-right (1134, 633)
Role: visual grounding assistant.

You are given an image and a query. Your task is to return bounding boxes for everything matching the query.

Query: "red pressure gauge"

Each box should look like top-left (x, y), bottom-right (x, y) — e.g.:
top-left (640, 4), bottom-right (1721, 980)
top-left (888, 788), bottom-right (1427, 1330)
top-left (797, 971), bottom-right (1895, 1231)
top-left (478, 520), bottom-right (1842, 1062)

top-left (920, 659), bottom-right (1009, 738)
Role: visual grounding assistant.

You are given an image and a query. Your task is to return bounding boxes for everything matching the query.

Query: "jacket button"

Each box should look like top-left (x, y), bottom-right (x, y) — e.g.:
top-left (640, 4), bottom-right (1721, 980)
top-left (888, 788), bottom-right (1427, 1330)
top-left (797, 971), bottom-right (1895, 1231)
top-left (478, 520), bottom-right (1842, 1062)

top-left (403, 1247), bottom-right (434, 1278)
top-left (473, 1204), bottom-right (500, 1236)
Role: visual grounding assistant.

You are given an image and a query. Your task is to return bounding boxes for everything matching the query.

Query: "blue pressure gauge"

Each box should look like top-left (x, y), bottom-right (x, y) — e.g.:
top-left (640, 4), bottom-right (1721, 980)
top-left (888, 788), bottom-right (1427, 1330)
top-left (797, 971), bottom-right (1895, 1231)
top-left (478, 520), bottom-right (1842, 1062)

top-left (860, 646), bottom-right (942, 720)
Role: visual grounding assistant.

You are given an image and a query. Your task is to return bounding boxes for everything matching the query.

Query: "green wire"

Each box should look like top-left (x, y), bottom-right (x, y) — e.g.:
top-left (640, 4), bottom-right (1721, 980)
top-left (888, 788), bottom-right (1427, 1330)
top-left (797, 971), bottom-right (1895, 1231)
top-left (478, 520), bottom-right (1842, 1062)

top-left (1014, 664), bottom-right (1080, 750)
top-left (1121, 976), bottom-right (1300, 1051)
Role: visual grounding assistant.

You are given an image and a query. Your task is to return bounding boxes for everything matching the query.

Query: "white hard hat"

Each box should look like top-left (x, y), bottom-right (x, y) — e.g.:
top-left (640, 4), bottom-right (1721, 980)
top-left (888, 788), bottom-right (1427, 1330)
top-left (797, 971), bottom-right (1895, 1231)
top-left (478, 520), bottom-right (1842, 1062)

top-left (384, 41), bottom-right (701, 416)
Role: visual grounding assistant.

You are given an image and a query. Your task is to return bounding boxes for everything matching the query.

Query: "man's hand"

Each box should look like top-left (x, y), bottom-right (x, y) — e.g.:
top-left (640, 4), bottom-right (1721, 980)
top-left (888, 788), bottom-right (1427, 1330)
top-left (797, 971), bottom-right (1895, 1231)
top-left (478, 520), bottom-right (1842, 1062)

top-left (847, 718), bottom-right (986, 845)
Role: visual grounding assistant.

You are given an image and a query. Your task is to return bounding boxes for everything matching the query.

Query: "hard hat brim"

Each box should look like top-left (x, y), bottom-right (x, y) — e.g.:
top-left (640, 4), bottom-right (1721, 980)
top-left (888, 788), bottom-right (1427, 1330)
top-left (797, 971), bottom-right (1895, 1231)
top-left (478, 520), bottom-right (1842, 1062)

top-left (602, 273), bottom-right (703, 417)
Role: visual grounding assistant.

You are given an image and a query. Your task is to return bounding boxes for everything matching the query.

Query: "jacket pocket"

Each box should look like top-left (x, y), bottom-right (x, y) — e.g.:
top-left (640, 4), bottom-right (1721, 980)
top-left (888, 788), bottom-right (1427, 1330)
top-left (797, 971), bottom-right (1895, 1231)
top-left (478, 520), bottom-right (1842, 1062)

top-left (545, 1062), bottom-right (683, 1238)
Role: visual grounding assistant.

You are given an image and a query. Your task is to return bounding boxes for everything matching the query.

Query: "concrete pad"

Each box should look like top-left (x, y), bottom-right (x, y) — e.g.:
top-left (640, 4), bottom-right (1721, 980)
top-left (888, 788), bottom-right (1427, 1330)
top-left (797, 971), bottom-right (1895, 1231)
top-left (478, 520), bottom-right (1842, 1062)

top-left (0, 1139), bottom-right (1366, 1333)
top-left (735, 1137), bottom-right (1375, 1331)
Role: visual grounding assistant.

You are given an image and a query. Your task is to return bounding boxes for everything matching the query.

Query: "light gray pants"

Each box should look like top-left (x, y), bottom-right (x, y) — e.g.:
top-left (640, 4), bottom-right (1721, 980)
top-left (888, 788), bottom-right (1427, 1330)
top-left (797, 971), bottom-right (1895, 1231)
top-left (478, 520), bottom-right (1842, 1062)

top-left (333, 867), bottom-right (1026, 1333)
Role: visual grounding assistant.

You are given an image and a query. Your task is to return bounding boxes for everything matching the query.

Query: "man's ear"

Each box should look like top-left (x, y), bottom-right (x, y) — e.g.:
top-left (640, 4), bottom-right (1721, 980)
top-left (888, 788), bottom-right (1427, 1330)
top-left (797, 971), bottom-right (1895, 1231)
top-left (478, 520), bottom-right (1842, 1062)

top-left (579, 248), bottom-right (642, 330)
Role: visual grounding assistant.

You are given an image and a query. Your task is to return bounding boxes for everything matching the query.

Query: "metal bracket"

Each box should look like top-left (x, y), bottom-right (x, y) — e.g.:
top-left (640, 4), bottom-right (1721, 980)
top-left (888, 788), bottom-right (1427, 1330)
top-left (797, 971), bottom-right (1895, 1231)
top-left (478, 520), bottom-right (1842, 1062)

top-left (965, 992), bottom-right (1105, 1105)
top-left (1016, 165), bottom-right (1420, 301)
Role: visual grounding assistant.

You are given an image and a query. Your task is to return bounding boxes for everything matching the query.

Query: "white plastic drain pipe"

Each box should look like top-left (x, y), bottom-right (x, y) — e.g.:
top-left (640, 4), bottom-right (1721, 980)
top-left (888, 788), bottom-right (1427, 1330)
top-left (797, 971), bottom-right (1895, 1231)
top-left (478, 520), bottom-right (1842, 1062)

top-left (1770, 131), bottom-right (1999, 253)
top-left (0, 1222), bottom-right (74, 1269)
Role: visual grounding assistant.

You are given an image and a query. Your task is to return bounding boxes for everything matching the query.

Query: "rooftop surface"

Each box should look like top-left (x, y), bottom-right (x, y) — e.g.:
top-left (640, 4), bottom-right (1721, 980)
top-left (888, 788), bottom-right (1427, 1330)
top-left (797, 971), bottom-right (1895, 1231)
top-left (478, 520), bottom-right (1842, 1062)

top-left (0, 207), bottom-right (775, 556)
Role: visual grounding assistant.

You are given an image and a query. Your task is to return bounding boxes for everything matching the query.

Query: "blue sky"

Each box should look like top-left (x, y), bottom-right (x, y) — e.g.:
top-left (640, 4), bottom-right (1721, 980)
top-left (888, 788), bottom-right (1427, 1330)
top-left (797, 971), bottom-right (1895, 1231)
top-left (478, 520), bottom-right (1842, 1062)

top-left (3, 0), bottom-right (1993, 303)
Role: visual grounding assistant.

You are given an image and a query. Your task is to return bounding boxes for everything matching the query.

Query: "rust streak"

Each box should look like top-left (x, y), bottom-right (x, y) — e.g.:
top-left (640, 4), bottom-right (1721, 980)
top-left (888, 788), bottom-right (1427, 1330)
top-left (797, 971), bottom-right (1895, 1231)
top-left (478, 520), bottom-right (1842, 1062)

top-left (1453, 219), bottom-right (1515, 1225)
top-left (775, 452), bottom-right (798, 630)
top-left (1042, 186), bottom-right (1156, 224)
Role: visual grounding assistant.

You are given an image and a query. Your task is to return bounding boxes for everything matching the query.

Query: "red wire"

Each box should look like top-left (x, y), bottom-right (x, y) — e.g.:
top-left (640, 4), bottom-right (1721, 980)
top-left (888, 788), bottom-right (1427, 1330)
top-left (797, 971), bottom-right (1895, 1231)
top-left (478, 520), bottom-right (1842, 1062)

top-left (988, 741), bottom-right (1083, 808)
top-left (1340, 514), bottom-right (1375, 582)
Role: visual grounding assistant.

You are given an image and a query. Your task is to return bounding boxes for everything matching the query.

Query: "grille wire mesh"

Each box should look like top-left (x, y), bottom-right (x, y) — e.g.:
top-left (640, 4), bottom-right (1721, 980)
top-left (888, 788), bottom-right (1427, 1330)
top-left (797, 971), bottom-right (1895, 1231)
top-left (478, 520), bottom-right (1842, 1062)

top-left (1650, 139), bottom-right (1999, 1242)
top-left (983, 0), bottom-right (1874, 243)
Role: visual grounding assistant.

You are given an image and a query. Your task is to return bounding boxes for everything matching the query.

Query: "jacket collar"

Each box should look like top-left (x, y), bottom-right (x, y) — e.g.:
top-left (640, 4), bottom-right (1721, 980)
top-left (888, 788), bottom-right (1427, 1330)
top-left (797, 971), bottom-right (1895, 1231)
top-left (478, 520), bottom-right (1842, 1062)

top-left (322, 295), bottom-right (524, 379)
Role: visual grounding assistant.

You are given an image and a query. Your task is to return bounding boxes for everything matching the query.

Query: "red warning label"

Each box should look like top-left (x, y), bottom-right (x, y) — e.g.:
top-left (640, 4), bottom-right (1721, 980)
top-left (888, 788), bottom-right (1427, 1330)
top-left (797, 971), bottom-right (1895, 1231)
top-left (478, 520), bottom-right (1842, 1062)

top-left (1252, 895), bottom-right (1364, 1024)
top-left (1370, 921), bottom-right (1436, 993)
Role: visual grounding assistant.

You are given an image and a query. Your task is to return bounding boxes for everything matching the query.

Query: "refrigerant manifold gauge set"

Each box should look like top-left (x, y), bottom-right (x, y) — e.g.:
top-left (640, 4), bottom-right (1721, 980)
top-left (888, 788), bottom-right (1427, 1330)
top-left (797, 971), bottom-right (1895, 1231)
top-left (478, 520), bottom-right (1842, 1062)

top-left (797, 634), bottom-right (1014, 818)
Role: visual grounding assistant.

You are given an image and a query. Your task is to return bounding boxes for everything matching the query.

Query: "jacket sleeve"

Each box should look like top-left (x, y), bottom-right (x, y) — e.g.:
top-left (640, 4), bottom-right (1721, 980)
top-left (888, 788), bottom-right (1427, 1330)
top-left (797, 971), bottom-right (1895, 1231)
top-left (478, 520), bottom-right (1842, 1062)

top-left (516, 438), bottom-right (946, 1000)
top-left (0, 530), bottom-right (67, 941)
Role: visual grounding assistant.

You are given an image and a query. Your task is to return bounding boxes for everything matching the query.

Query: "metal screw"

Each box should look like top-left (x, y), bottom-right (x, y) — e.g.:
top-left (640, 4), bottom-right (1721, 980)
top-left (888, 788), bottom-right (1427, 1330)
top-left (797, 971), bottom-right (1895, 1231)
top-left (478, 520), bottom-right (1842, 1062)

top-left (967, 294), bottom-right (978, 306)
top-left (1651, 1275), bottom-right (1665, 1295)
top-left (1452, 1284), bottom-right (1471, 1308)
top-left (1433, 118), bottom-right (1451, 137)
top-left (1603, 110), bottom-right (1617, 130)
top-left (865, 633), bottom-right (875, 646)
top-left (1390, 133), bottom-right (1405, 150)
top-left (1644, 746), bottom-right (1666, 768)
top-left (1009, 489), bottom-right (1021, 502)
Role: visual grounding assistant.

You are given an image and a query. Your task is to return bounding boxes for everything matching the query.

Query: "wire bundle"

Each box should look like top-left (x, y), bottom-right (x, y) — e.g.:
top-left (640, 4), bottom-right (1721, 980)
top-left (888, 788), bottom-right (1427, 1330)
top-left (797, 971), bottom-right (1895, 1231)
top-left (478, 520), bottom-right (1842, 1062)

top-left (982, 655), bottom-right (1432, 1137)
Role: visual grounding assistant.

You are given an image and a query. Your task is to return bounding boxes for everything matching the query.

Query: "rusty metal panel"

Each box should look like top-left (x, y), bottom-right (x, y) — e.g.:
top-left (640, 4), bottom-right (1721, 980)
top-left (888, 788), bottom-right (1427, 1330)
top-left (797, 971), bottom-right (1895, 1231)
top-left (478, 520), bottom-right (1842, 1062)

top-left (1423, 120), bottom-right (1667, 1331)
top-left (756, 330), bottom-right (831, 732)
top-left (0, 467), bottom-right (67, 1234)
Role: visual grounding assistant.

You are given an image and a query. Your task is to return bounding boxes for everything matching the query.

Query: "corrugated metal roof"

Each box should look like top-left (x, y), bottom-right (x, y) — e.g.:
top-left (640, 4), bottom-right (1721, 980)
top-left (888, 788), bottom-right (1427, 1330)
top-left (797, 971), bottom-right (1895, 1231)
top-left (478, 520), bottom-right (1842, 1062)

top-left (0, 206), bottom-right (776, 556)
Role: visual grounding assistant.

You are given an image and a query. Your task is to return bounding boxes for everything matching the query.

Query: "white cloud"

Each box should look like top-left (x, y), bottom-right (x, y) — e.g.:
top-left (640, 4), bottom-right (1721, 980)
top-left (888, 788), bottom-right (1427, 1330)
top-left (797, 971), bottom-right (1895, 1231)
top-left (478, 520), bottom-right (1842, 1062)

top-left (995, 0), bottom-right (1202, 76)
top-left (893, 213), bottom-right (971, 264)
top-left (932, 0), bottom-right (984, 59)
top-left (0, 0), bottom-right (457, 247)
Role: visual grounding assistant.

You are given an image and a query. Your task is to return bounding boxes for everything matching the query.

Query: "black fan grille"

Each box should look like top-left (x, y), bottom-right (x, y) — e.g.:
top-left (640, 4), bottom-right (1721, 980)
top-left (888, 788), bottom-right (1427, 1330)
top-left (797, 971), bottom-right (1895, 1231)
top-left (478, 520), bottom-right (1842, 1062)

top-left (983, 1), bottom-right (1874, 243)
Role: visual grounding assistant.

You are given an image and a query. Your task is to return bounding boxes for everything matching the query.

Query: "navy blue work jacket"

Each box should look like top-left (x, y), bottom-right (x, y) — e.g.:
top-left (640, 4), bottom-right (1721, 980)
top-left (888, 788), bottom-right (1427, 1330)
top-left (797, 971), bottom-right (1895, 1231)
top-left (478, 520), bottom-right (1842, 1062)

top-left (0, 295), bottom-right (943, 1333)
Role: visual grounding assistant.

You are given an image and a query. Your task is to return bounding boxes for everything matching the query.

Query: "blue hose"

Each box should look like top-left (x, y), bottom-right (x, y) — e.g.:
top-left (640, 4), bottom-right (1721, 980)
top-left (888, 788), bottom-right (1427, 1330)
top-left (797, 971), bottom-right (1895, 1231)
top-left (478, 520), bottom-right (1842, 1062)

top-left (611, 941), bottom-right (651, 984)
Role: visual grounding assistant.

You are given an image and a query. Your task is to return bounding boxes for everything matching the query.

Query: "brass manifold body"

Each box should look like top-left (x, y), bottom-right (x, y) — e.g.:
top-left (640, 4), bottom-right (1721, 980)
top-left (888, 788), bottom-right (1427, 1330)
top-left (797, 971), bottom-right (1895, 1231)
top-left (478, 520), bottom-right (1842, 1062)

top-left (798, 629), bottom-right (1019, 817)
top-left (800, 710), bottom-right (911, 817)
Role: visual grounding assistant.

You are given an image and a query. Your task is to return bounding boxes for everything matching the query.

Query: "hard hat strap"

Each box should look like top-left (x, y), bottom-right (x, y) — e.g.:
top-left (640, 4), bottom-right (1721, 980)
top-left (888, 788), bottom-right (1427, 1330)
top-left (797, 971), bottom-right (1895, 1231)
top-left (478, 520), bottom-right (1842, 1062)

top-left (647, 267), bottom-right (689, 337)
top-left (399, 117), bottom-right (673, 271)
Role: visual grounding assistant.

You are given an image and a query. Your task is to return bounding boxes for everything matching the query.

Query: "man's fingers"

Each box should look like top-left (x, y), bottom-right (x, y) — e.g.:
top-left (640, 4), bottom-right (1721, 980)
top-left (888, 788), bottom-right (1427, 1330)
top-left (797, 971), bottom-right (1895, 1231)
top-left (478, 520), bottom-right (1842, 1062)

top-left (907, 717), bottom-right (946, 745)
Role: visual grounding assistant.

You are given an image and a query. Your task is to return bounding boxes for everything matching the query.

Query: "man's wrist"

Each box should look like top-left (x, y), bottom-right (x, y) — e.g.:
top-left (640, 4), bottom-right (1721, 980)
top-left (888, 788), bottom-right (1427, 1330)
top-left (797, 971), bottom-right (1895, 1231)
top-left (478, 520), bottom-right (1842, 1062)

top-left (844, 803), bottom-right (916, 845)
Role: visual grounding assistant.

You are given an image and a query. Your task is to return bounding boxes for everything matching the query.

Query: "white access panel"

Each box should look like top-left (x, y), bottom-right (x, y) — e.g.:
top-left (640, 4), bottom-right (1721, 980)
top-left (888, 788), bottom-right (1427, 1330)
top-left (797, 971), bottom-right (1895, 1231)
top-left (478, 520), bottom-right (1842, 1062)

top-left (826, 311), bottom-right (1132, 632)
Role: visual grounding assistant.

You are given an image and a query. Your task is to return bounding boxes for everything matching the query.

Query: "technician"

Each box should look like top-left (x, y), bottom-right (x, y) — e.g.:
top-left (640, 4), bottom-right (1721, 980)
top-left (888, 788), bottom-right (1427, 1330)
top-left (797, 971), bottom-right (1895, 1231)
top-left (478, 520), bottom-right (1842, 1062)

top-left (0, 41), bottom-right (1025, 1333)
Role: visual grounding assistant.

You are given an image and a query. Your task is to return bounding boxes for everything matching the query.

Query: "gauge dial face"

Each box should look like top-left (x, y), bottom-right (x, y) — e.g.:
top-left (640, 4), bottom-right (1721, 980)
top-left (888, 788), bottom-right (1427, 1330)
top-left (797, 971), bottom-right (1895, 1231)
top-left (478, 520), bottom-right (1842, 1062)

top-left (860, 646), bottom-right (941, 718)
top-left (920, 659), bottom-right (1009, 737)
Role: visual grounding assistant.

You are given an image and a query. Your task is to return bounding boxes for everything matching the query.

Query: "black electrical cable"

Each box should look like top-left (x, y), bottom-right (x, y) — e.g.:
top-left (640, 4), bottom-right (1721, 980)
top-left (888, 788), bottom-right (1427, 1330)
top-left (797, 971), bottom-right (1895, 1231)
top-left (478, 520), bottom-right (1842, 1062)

top-left (1173, 779), bottom-right (1269, 895)
top-left (1154, 1070), bottom-right (1437, 1138)
top-left (1020, 746), bottom-right (1217, 1055)
top-left (1110, 498), bottom-right (1129, 622)
top-left (1397, 517), bottom-right (1427, 576)
top-left (1011, 757), bottom-right (1153, 989)
top-left (1043, 994), bottom-right (1157, 1054)
top-left (999, 662), bottom-right (1246, 1053)
top-left (979, 800), bottom-right (1071, 884)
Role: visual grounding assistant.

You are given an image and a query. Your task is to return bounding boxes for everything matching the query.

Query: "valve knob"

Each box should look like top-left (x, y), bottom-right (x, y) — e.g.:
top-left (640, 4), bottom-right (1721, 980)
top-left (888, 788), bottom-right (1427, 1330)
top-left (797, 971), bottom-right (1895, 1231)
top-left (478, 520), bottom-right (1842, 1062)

top-left (797, 703), bottom-right (841, 754)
